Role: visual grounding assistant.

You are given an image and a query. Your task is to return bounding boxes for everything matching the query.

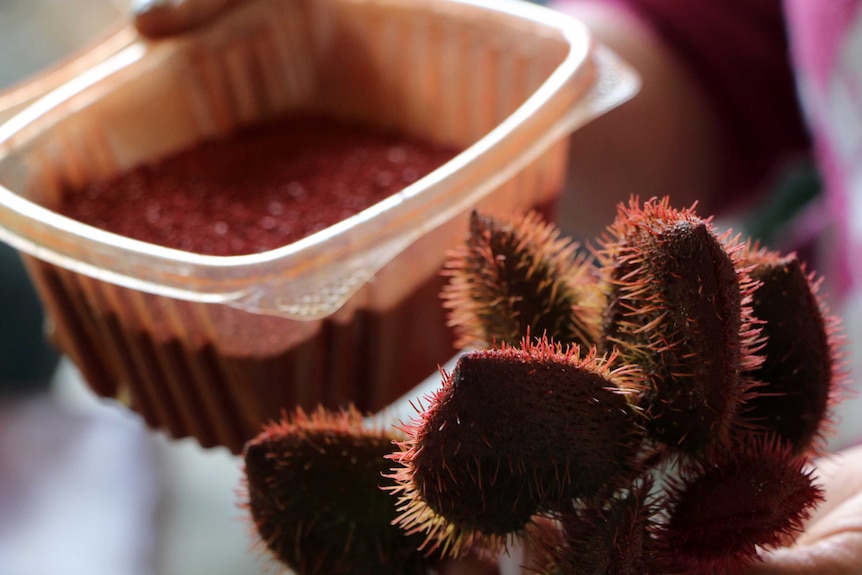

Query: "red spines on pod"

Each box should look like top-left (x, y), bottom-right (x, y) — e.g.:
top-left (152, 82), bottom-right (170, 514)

top-left (386, 336), bottom-right (644, 557)
top-left (654, 436), bottom-right (823, 574)
top-left (597, 196), bottom-right (762, 456)
top-left (241, 406), bottom-right (432, 575)
top-left (529, 476), bottom-right (662, 575)
top-left (741, 244), bottom-right (845, 453)
top-left (442, 210), bottom-right (602, 350)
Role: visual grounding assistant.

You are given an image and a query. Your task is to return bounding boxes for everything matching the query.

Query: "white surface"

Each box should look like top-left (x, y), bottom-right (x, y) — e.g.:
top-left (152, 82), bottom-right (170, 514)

top-left (0, 378), bottom-right (157, 574)
top-left (0, 359), bottom-right (267, 575)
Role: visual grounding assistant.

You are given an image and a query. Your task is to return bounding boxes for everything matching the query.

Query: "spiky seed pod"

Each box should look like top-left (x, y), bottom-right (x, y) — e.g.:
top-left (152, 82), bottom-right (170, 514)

top-left (241, 406), bottom-right (432, 575)
top-left (741, 244), bottom-right (844, 454)
top-left (386, 336), bottom-right (645, 557)
top-left (654, 435), bottom-right (823, 575)
top-left (596, 196), bottom-right (762, 456)
top-left (523, 518), bottom-right (568, 575)
top-left (441, 210), bottom-right (602, 350)
top-left (529, 476), bottom-right (662, 575)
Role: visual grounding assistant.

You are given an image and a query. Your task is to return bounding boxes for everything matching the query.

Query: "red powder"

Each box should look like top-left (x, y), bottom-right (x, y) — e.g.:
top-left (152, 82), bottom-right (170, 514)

top-left (60, 113), bottom-right (459, 256)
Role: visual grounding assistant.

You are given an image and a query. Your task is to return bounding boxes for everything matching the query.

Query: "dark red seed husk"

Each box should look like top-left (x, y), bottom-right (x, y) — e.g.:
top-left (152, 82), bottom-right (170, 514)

top-left (744, 252), bottom-right (837, 453)
top-left (243, 408), bottom-right (432, 575)
top-left (530, 477), bottom-right (661, 575)
top-left (656, 437), bottom-right (823, 574)
top-left (441, 210), bottom-right (601, 350)
top-left (599, 199), bottom-right (753, 455)
top-left (406, 341), bottom-right (643, 538)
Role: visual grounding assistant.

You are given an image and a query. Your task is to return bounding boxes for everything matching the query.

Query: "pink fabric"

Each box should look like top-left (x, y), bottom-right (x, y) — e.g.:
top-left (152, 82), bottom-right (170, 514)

top-left (785, 0), bottom-right (862, 295)
top-left (785, 0), bottom-right (860, 89)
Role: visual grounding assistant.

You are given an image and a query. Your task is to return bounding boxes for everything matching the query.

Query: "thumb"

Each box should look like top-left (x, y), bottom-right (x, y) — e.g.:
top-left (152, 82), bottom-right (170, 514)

top-left (132, 0), bottom-right (244, 38)
top-left (743, 535), bottom-right (862, 575)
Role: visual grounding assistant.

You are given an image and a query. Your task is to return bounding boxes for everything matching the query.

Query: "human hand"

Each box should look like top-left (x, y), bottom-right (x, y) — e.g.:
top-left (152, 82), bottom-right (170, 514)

top-left (132, 0), bottom-right (244, 38)
top-left (433, 445), bottom-right (862, 575)
top-left (741, 444), bottom-right (862, 575)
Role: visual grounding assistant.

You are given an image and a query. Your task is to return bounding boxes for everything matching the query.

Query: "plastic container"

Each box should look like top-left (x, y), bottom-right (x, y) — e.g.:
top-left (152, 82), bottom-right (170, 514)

top-left (0, 0), bottom-right (638, 453)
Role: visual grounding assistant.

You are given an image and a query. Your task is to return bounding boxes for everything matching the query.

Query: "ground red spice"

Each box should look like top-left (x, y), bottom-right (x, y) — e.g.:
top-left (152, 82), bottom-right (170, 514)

top-left (60, 112), bottom-right (459, 255)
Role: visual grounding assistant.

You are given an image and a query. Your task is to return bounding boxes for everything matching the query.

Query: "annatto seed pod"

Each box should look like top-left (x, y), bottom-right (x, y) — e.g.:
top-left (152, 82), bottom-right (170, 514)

top-left (442, 210), bottom-right (602, 350)
top-left (654, 435), bottom-right (823, 574)
top-left (241, 406), bottom-right (432, 575)
top-left (387, 336), bottom-right (644, 557)
top-left (740, 244), bottom-right (845, 454)
top-left (596, 196), bottom-right (762, 456)
top-left (529, 475), bottom-right (661, 575)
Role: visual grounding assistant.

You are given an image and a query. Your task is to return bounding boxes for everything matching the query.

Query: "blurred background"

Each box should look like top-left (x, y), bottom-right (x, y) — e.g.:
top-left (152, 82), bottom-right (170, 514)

top-left (0, 0), bottom-right (124, 91)
top-left (0, 1), bottom-right (856, 574)
top-left (0, 1), bottom-right (266, 573)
